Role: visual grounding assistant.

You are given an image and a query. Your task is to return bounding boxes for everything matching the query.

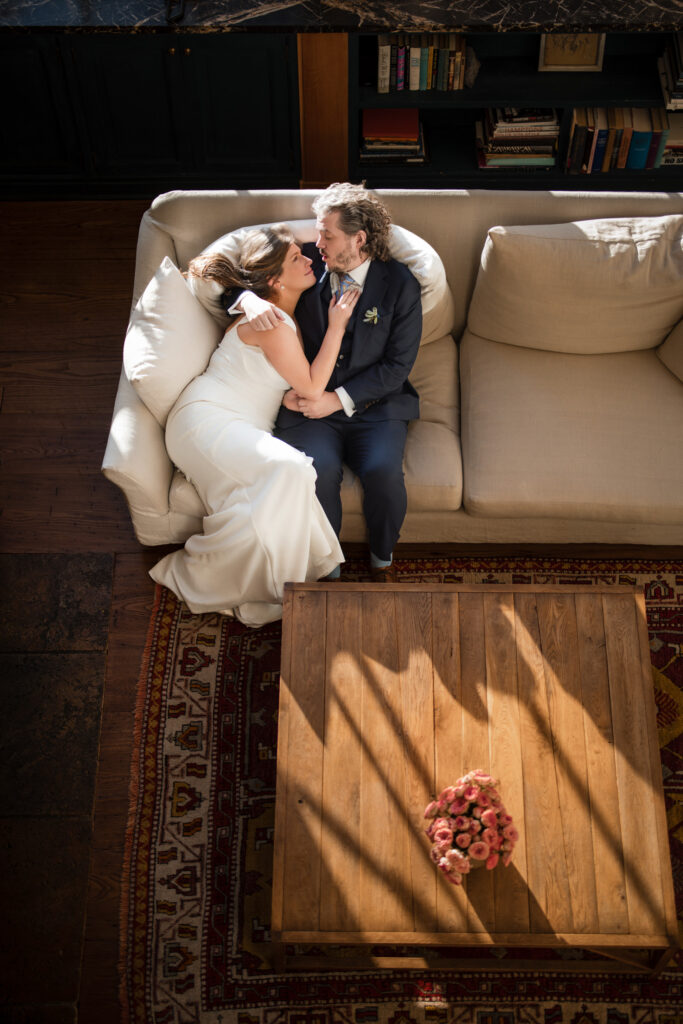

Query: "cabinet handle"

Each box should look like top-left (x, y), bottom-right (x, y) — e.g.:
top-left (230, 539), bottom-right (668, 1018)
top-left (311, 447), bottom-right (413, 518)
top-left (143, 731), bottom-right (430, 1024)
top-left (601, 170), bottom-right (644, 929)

top-left (184, 47), bottom-right (191, 56)
top-left (168, 47), bottom-right (176, 56)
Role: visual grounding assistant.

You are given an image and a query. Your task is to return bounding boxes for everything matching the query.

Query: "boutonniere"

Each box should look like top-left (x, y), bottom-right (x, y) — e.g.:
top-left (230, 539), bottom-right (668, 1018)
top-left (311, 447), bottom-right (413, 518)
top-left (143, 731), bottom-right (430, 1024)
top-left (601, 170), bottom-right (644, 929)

top-left (363, 307), bottom-right (379, 325)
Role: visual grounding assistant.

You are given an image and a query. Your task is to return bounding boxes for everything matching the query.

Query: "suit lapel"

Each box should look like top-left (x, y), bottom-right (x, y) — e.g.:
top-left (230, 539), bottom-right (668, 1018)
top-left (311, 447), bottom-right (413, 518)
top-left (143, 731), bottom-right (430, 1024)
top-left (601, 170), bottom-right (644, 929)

top-left (352, 260), bottom-right (388, 345)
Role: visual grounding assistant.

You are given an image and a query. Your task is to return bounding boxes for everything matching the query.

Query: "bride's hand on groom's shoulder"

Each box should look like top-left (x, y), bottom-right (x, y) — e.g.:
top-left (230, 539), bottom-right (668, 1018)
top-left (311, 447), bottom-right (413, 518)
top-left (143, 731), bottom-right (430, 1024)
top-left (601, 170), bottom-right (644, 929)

top-left (242, 292), bottom-right (286, 331)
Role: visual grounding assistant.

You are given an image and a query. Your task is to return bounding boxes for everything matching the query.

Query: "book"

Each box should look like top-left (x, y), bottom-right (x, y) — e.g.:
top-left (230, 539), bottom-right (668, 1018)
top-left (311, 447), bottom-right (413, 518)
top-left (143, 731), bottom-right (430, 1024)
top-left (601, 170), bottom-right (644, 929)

top-left (389, 37), bottom-right (398, 90)
top-left (409, 34), bottom-right (421, 90)
top-left (608, 106), bottom-right (624, 170)
top-left (377, 34), bottom-right (391, 94)
top-left (584, 107), bottom-right (598, 172)
top-left (360, 123), bottom-right (427, 163)
top-left (615, 106), bottom-right (633, 168)
top-left (362, 107), bottom-right (420, 141)
top-left (591, 107), bottom-right (609, 172)
top-left (626, 107), bottom-right (652, 169)
top-left (566, 107), bottom-right (588, 173)
top-left (602, 107), bottom-right (618, 171)
top-left (396, 34), bottom-right (406, 91)
top-left (419, 33), bottom-right (430, 90)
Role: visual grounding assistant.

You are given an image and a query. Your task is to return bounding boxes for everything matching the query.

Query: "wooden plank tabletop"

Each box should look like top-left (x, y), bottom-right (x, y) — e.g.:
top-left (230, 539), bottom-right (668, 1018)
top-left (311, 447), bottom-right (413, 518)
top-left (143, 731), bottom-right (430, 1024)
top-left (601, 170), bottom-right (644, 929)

top-left (272, 583), bottom-right (678, 964)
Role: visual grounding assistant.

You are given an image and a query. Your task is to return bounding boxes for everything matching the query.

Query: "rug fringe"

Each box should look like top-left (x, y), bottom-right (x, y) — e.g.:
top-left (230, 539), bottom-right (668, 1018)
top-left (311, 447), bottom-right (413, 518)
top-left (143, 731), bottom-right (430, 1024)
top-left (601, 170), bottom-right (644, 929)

top-left (118, 583), bottom-right (167, 1024)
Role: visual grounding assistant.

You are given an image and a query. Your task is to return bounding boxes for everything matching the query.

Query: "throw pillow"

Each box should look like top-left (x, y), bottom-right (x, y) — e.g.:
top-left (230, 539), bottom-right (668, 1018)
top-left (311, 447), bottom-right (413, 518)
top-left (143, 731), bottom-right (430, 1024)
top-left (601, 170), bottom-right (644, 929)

top-left (467, 214), bottom-right (683, 354)
top-left (657, 317), bottom-right (683, 383)
top-left (187, 219), bottom-right (453, 345)
top-left (123, 257), bottom-right (223, 426)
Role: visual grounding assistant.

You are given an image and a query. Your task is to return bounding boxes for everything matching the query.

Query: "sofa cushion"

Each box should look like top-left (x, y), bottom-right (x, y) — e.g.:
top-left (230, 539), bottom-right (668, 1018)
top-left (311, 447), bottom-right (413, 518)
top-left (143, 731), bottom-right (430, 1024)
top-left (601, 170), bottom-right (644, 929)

top-left (467, 215), bottom-right (683, 354)
top-left (657, 317), bottom-right (683, 383)
top-left (460, 328), bottom-right (683, 524)
top-left (188, 219), bottom-right (453, 345)
top-left (123, 257), bottom-right (222, 426)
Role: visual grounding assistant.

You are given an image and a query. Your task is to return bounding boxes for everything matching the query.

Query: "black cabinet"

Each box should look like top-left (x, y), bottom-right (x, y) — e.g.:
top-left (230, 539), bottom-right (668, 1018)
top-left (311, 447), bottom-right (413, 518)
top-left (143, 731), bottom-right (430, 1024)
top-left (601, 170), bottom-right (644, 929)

top-left (350, 32), bottom-right (682, 190)
top-left (0, 32), bottom-right (301, 196)
top-left (0, 34), bottom-right (88, 179)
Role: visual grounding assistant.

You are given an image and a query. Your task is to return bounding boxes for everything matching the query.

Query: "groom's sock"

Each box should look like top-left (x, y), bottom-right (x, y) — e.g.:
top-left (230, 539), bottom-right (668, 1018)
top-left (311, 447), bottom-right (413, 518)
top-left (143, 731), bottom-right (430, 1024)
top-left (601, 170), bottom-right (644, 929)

top-left (370, 552), bottom-right (393, 569)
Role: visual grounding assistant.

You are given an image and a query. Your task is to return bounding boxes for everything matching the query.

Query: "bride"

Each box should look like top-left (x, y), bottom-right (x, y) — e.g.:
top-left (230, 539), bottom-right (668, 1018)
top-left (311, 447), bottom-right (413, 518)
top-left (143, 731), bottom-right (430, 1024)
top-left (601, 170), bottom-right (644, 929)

top-left (150, 224), bottom-right (359, 627)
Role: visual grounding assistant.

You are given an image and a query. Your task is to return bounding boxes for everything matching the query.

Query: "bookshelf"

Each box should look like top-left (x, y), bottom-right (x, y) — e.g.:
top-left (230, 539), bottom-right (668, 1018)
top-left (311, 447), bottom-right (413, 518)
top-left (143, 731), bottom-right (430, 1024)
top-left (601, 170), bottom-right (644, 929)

top-left (349, 32), bottom-right (682, 189)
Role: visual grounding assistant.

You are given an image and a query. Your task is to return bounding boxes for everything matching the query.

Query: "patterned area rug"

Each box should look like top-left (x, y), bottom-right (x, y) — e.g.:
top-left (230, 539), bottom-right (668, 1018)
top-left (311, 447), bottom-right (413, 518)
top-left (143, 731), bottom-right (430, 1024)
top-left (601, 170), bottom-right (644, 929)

top-left (121, 557), bottom-right (683, 1023)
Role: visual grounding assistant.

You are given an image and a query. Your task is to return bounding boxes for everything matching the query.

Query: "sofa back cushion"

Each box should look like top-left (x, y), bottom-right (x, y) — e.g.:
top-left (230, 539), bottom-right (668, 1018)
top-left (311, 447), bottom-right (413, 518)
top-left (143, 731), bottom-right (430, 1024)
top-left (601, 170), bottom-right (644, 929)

top-left (467, 214), bottom-right (683, 353)
top-left (657, 317), bottom-right (683, 383)
top-left (188, 220), bottom-right (454, 346)
top-left (123, 257), bottom-right (223, 426)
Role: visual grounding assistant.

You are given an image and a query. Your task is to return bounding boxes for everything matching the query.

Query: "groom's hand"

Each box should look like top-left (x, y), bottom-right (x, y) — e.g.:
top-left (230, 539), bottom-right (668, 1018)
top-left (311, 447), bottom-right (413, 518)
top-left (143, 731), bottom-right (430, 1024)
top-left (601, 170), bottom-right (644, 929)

top-left (298, 392), bottom-right (342, 419)
top-left (282, 388), bottom-right (301, 411)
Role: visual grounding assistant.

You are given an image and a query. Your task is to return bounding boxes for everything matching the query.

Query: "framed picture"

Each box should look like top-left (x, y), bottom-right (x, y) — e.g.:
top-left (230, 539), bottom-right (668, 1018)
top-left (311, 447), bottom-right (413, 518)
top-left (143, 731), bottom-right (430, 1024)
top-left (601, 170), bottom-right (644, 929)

top-left (538, 33), bottom-right (606, 72)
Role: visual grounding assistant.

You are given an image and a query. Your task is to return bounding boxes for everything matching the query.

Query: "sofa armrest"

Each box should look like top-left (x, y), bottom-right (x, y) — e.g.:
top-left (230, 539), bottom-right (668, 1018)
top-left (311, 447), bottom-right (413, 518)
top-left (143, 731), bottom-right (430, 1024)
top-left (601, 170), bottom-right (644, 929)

top-left (102, 369), bottom-right (174, 519)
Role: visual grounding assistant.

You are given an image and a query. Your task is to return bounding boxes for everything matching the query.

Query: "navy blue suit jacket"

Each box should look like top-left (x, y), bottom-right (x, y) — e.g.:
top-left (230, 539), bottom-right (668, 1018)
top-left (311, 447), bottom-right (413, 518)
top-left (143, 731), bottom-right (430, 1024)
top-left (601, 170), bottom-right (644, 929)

top-left (222, 243), bottom-right (422, 428)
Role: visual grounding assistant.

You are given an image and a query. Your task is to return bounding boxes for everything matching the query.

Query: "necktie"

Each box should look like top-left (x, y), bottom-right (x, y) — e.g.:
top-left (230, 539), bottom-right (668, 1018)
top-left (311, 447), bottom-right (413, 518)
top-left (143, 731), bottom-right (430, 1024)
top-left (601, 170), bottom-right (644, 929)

top-left (331, 271), bottom-right (359, 298)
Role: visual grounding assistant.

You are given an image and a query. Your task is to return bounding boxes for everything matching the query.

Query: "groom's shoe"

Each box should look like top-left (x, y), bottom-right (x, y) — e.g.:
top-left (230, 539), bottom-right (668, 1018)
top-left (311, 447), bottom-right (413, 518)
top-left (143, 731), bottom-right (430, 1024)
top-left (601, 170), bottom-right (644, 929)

top-left (370, 563), bottom-right (397, 583)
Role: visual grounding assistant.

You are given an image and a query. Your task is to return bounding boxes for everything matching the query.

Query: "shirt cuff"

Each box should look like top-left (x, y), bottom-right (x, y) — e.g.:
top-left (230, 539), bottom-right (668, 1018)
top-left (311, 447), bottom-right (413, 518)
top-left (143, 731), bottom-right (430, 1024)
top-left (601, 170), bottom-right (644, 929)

top-left (226, 290), bottom-right (248, 316)
top-left (335, 386), bottom-right (356, 417)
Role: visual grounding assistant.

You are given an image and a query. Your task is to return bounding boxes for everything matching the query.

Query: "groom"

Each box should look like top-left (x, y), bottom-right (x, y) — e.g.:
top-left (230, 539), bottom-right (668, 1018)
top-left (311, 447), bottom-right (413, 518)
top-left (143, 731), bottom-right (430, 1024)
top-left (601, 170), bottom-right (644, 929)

top-left (227, 182), bottom-right (422, 580)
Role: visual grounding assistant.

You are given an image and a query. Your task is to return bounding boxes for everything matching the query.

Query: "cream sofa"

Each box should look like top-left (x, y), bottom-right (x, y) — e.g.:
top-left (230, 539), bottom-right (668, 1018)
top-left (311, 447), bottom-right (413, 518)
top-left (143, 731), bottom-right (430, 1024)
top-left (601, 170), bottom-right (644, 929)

top-left (102, 188), bottom-right (683, 547)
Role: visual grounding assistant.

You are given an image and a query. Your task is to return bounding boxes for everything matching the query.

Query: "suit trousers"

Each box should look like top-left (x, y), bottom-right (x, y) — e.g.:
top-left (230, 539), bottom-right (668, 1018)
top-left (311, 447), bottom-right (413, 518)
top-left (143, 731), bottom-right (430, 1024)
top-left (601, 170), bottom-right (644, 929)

top-left (274, 414), bottom-right (408, 560)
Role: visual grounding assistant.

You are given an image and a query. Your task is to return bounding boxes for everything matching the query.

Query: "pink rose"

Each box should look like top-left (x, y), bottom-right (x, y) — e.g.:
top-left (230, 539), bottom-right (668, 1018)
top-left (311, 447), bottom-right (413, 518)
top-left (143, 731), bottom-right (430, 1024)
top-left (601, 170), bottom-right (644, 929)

top-left (432, 817), bottom-right (451, 831)
top-left (469, 819), bottom-right (482, 834)
top-left (502, 851), bottom-right (513, 867)
top-left (490, 793), bottom-right (502, 807)
top-left (445, 848), bottom-right (470, 873)
top-left (424, 801), bottom-right (440, 818)
top-left (485, 852), bottom-right (500, 870)
top-left (444, 870), bottom-right (463, 886)
top-left (481, 809), bottom-right (498, 829)
top-left (482, 828), bottom-right (500, 848)
top-left (455, 832), bottom-right (472, 849)
top-left (476, 792), bottom-right (492, 808)
top-left (441, 786), bottom-right (456, 803)
top-left (463, 785), bottom-right (479, 801)
top-left (472, 806), bottom-right (483, 819)
top-left (500, 813), bottom-right (513, 825)
top-left (433, 827), bottom-right (453, 845)
top-left (454, 815), bottom-right (470, 831)
top-left (503, 825), bottom-right (519, 843)
top-left (469, 841), bottom-right (490, 860)
top-left (449, 798), bottom-right (469, 814)
top-left (454, 783), bottom-right (466, 798)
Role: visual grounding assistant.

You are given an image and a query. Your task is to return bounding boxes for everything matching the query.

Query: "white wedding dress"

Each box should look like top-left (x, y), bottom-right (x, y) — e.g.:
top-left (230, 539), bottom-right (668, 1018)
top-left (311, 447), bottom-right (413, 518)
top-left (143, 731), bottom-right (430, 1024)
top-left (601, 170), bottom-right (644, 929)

top-left (150, 313), bottom-right (343, 627)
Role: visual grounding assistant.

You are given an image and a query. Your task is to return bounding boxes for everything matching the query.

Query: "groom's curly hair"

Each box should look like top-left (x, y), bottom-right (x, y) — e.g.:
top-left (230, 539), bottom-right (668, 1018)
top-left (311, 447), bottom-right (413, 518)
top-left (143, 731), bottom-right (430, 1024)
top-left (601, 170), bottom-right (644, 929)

top-left (312, 183), bottom-right (392, 262)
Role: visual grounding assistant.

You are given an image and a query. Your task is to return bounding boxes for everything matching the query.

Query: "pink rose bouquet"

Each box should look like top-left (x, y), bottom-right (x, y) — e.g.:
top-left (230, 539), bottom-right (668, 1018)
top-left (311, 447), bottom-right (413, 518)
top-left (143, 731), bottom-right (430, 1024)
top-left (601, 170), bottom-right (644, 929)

top-left (424, 770), bottom-right (518, 886)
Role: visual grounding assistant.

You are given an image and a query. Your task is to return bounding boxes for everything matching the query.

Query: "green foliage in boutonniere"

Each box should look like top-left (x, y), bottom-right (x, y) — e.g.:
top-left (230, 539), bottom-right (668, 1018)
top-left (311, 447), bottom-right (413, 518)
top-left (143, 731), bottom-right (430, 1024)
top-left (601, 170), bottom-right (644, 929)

top-left (363, 306), bottom-right (379, 325)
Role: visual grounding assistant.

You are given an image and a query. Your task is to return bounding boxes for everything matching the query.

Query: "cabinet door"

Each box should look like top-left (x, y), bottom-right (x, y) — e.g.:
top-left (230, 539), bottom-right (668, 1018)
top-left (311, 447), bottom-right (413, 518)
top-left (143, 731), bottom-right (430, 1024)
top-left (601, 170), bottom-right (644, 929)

top-left (66, 34), bottom-right (190, 177)
top-left (0, 35), bottom-right (86, 177)
top-left (181, 34), bottom-right (301, 184)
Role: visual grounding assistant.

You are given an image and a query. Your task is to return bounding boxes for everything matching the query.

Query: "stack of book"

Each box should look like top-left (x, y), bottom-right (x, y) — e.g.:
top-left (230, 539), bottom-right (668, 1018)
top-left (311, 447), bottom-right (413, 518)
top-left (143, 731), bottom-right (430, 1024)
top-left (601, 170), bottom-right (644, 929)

top-left (475, 108), bottom-right (559, 168)
top-left (661, 111), bottom-right (683, 165)
top-left (360, 108), bottom-right (427, 165)
top-left (658, 31), bottom-right (683, 110)
top-left (565, 107), bottom-right (672, 173)
top-left (377, 33), bottom-right (466, 93)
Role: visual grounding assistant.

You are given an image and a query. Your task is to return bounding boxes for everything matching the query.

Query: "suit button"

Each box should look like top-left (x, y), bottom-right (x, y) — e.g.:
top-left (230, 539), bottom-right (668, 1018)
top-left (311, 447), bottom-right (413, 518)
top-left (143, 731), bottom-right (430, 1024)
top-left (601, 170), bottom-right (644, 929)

top-left (339, 354), bottom-right (344, 360)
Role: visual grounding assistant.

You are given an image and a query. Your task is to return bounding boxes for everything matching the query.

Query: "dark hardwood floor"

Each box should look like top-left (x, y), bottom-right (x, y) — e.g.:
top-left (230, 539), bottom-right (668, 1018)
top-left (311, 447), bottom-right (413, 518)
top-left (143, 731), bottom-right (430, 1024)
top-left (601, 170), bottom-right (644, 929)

top-left (1, 200), bottom-right (156, 1024)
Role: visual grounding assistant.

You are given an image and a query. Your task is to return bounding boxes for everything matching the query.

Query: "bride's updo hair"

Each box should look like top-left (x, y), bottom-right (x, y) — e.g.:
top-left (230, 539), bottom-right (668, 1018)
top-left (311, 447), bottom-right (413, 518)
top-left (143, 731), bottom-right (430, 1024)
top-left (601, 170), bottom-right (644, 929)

top-left (188, 223), bottom-right (296, 304)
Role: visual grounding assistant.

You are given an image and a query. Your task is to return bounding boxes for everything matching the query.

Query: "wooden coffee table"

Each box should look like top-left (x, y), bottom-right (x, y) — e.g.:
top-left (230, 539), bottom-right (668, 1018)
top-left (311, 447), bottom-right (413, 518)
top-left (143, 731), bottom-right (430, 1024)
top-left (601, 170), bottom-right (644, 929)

top-left (272, 582), bottom-right (678, 972)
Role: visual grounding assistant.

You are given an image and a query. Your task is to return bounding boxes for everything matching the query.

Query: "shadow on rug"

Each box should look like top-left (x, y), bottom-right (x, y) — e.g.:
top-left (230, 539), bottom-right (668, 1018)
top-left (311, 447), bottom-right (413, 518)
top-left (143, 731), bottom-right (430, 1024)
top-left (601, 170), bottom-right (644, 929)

top-left (121, 557), bottom-right (683, 1023)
